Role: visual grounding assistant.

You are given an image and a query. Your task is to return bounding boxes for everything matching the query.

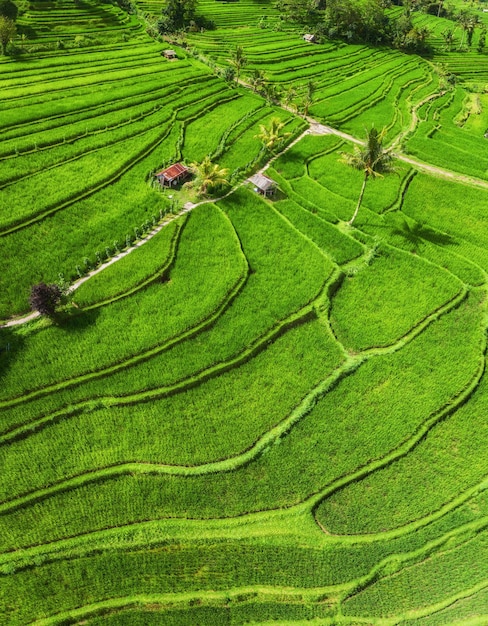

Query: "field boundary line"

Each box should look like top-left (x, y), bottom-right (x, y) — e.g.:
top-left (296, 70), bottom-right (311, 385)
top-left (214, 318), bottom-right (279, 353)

top-left (0, 357), bottom-right (357, 517)
top-left (0, 281), bottom-right (472, 511)
top-left (0, 123), bottom-right (311, 327)
top-left (0, 115), bottom-right (177, 239)
top-left (309, 330), bottom-right (486, 529)
top-left (0, 228), bottom-right (249, 406)
top-left (0, 303), bottom-right (317, 446)
top-left (78, 216), bottom-right (185, 311)
top-left (340, 513), bottom-right (488, 607)
top-left (27, 588), bottom-right (347, 626)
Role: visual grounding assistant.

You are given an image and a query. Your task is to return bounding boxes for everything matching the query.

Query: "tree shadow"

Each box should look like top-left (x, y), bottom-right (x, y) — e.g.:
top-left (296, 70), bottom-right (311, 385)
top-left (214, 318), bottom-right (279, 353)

top-left (390, 217), bottom-right (456, 250)
top-left (52, 306), bottom-right (100, 333)
top-left (0, 326), bottom-right (24, 380)
top-left (17, 25), bottom-right (38, 39)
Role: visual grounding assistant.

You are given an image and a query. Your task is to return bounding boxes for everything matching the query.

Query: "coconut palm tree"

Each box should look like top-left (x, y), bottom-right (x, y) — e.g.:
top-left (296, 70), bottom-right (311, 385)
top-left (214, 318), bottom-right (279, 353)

top-left (191, 156), bottom-right (229, 196)
top-left (249, 68), bottom-right (267, 93)
top-left (340, 126), bottom-right (394, 226)
top-left (284, 85), bottom-right (297, 111)
top-left (228, 45), bottom-right (247, 83)
top-left (255, 117), bottom-right (291, 152)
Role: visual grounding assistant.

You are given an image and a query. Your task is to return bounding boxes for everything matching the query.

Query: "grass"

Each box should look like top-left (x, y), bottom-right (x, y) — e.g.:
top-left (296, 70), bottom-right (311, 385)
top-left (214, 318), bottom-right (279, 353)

top-left (4, 2), bottom-right (488, 623)
top-left (330, 243), bottom-right (462, 351)
top-left (0, 203), bottom-right (245, 401)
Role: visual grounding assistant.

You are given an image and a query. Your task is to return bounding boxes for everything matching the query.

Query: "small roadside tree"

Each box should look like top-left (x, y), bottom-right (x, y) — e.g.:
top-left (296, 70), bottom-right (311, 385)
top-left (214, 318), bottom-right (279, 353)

top-left (29, 283), bottom-right (62, 317)
top-left (340, 126), bottom-right (394, 226)
top-left (248, 68), bottom-right (267, 93)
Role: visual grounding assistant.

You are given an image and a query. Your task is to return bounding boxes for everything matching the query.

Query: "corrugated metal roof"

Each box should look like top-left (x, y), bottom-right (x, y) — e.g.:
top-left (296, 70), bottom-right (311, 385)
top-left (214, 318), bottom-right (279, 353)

top-left (248, 173), bottom-right (276, 191)
top-left (155, 163), bottom-right (190, 181)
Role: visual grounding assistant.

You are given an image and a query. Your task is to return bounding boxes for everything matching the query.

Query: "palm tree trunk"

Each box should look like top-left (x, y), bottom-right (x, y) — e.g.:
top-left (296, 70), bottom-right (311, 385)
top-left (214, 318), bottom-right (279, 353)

top-left (348, 174), bottom-right (368, 226)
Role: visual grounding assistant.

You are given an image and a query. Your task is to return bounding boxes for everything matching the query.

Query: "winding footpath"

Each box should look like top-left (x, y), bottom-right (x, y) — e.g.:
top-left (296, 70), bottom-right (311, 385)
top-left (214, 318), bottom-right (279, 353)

top-left (3, 103), bottom-right (488, 329)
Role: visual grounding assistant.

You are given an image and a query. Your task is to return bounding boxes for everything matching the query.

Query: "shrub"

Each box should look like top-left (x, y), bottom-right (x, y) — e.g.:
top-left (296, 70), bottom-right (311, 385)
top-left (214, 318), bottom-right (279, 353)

top-left (29, 283), bottom-right (62, 317)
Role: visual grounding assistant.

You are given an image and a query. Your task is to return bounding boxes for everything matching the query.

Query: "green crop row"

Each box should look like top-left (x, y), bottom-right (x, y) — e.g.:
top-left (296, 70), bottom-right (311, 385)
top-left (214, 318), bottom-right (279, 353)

top-left (0, 204), bottom-right (246, 403)
top-left (73, 217), bottom-right (183, 309)
top-left (0, 289), bottom-right (481, 549)
top-left (0, 317), bottom-right (343, 500)
top-left (316, 297), bottom-right (488, 536)
top-left (0, 186), bottom-right (331, 424)
top-left (330, 243), bottom-right (462, 351)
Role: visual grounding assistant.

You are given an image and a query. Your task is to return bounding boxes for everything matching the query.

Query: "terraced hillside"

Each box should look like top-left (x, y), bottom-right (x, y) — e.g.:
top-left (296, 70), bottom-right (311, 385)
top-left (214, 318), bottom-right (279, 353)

top-left (3, 1), bottom-right (488, 625)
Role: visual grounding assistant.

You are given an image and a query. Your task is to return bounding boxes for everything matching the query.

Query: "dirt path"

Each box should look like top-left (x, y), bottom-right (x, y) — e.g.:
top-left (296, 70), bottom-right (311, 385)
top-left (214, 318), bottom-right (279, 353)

top-left (0, 128), bottom-right (310, 329)
top-left (4, 105), bottom-right (488, 329)
top-left (312, 120), bottom-right (488, 190)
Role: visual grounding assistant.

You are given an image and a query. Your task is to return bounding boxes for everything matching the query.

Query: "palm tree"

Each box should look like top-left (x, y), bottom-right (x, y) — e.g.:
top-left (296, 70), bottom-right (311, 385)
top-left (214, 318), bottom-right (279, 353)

top-left (441, 28), bottom-right (455, 52)
top-left (261, 81), bottom-right (281, 105)
top-left (228, 45), bottom-right (247, 83)
top-left (457, 9), bottom-right (476, 49)
top-left (191, 156), bottom-right (229, 196)
top-left (284, 85), bottom-right (297, 111)
top-left (340, 127), bottom-right (394, 226)
top-left (249, 68), bottom-right (267, 93)
top-left (255, 117), bottom-right (291, 152)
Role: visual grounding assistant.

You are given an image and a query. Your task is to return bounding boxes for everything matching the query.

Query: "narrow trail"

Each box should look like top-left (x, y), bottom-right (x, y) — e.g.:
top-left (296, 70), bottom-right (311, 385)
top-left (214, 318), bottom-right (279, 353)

top-left (4, 96), bottom-right (488, 329)
top-left (388, 89), bottom-right (447, 152)
top-left (312, 119), bottom-right (488, 190)
top-left (0, 129), bottom-right (311, 330)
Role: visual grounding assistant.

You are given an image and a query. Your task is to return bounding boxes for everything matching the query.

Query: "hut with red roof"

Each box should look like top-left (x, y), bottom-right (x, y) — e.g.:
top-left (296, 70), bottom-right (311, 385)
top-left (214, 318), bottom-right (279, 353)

top-left (155, 163), bottom-right (191, 188)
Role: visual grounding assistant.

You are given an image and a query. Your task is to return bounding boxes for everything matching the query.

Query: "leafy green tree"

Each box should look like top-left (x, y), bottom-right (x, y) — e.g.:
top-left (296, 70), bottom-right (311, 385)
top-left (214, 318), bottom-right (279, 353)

top-left (191, 156), bottom-right (229, 196)
top-left (0, 0), bottom-right (17, 21)
top-left (478, 26), bottom-right (486, 53)
top-left (283, 85), bottom-right (298, 111)
top-left (466, 15), bottom-right (479, 48)
top-left (221, 65), bottom-right (235, 83)
top-left (441, 27), bottom-right (455, 52)
top-left (457, 9), bottom-right (477, 49)
top-left (0, 15), bottom-right (15, 55)
top-left (228, 45), bottom-right (246, 83)
top-left (262, 81), bottom-right (281, 104)
top-left (340, 127), bottom-right (394, 226)
top-left (157, 0), bottom-right (196, 33)
top-left (324, 0), bottom-right (390, 44)
top-left (274, 0), bottom-right (319, 25)
top-left (255, 117), bottom-right (291, 152)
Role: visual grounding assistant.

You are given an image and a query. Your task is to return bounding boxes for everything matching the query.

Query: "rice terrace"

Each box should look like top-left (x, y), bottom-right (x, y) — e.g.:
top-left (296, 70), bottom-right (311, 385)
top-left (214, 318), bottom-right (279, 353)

top-left (5, 0), bottom-right (488, 622)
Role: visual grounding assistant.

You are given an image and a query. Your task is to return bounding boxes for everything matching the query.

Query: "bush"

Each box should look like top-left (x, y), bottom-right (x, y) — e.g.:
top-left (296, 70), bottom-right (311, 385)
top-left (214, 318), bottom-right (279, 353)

top-left (29, 282), bottom-right (62, 316)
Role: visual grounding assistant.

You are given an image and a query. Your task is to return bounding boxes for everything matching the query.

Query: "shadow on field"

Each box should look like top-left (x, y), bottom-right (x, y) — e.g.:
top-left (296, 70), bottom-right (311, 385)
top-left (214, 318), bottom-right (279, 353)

top-left (389, 218), bottom-right (456, 249)
top-left (270, 187), bottom-right (288, 202)
top-left (17, 25), bottom-right (37, 39)
top-left (54, 307), bottom-right (100, 333)
top-left (0, 326), bottom-right (24, 379)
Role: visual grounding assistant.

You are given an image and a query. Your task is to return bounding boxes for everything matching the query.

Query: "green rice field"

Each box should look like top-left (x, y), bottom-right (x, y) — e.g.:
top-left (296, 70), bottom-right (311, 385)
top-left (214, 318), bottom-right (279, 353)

top-left (2, 0), bottom-right (488, 624)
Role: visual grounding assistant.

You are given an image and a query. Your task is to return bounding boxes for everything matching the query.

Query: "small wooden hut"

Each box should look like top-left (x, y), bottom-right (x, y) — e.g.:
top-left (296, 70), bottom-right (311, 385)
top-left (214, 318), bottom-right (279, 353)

top-left (248, 173), bottom-right (277, 197)
top-left (303, 33), bottom-right (316, 43)
top-left (155, 163), bottom-right (190, 187)
top-left (163, 49), bottom-right (177, 59)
